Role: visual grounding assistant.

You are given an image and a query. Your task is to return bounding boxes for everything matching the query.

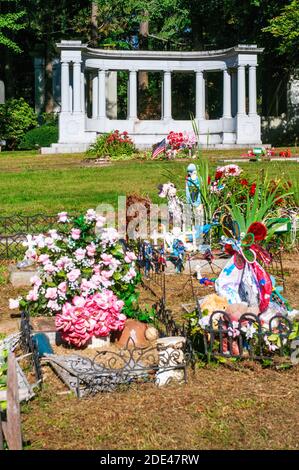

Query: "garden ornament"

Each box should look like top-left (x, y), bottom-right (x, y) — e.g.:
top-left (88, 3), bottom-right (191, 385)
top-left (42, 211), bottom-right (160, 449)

top-left (143, 240), bottom-right (153, 278)
top-left (185, 164), bottom-right (204, 228)
top-left (158, 182), bottom-right (184, 229)
top-left (169, 238), bottom-right (185, 273)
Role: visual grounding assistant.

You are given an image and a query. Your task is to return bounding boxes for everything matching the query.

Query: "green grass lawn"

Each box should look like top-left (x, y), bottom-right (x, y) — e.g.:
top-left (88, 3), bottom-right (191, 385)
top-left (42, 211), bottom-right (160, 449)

top-left (0, 149), bottom-right (299, 215)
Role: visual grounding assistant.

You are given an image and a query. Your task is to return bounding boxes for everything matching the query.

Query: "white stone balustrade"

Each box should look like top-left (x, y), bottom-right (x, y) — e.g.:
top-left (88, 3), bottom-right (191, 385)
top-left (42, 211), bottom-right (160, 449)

top-left (41, 41), bottom-right (264, 154)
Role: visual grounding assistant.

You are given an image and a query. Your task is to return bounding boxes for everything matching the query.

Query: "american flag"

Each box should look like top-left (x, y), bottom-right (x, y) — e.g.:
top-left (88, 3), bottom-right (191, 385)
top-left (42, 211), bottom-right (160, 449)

top-left (152, 139), bottom-right (166, 159)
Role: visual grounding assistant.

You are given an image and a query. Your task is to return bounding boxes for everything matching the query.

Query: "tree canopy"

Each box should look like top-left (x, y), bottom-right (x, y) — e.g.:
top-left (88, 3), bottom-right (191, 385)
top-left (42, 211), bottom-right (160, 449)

top-left (0, 0), bottom-right (25, 52)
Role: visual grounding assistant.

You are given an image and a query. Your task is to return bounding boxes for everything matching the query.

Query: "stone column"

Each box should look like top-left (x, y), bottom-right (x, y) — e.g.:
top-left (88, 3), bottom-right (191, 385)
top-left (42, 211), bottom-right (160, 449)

top-left (249, 65), bottom-right (257, 116)
top-left (128, 70), bottom-right (137, 119)
top-left (61, 61), bottom-right (70, 113)
top-left (223, 68), bottom-right (232, 118)
top-left (237, 65), bottom-right (246, 115)
top-left (163, 71), bottom-right (172, 120)
top-left (92, 73), bottom-right (98, 119)
top-left (73, 61), bottom-right (82, 113)
top-left (196, 70), bottom-right (205, 119)
top-left (98, 69), bottom-right (106, 119)
top-left (155, 336), bottom-right (186, 386)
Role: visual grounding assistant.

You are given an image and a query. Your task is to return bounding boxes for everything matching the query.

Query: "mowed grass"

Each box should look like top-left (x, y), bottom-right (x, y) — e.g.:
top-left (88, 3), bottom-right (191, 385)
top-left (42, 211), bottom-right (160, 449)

top-left (0, 148), bottom-right (298, 215)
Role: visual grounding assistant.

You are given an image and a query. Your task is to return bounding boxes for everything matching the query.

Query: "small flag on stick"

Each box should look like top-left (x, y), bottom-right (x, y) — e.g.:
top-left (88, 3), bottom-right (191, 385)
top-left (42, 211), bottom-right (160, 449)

top-left (152, 138), bottom-right (166, 159)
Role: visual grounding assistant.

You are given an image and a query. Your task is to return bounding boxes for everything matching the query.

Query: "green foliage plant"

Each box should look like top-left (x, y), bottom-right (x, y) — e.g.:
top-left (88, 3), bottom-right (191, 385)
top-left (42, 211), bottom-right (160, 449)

top-left (0, 98), bottom-right (37, 150)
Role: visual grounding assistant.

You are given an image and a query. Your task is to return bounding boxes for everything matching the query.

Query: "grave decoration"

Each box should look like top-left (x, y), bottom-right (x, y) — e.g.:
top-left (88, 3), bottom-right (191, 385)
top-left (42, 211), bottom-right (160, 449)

top-left (165, 131), bottom-right (197, 159)
top-left (9, 210), bottom-right (143, 348)
top-left (242, 147), bottom-right (292, 159)
top-left (195, 216), bottom-right (299, 357)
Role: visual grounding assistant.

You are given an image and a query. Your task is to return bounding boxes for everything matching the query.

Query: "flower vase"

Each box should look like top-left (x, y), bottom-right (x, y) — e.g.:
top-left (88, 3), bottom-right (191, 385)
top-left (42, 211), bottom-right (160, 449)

top-left (87, 335), bottom-right (110, 349)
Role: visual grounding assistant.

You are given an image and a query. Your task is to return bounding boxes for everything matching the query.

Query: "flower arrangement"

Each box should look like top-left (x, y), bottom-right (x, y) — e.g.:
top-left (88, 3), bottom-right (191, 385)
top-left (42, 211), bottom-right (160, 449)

top-left (166, 131), bottom-right (197, 158)
top-left (9, 210), bottom-right (141, 347)
top-left (86, 130), bottom-right (136, 159)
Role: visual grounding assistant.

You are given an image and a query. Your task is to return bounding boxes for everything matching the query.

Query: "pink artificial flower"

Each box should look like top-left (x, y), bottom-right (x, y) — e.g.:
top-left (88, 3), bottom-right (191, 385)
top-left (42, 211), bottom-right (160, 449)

top-left (38, 254), bottom-right (50, 265)
top-left (27, 288), bottom-right (39, 302)
top-left (123, 267), bottom-right (137, 282)
top-left (101, 253), bottom-right (114, 265)
top-left (73, 296), bottom-right (86, 308)
top-left (48, 229), bottom-right (59, 240)
top-left (45, 237), bottom-right (55, 249)
top-left (85, 209), bottom-right (97, 222)
top-left (58, 281), bottom-right (67, 294)
top-left (125, 251), bottom-right (137, 263)
top-left (56, 256), bottom-right (73, 270)
top-left (71, 228), bottom-right (81, 240)
top-left (43, 263), bottom-right (56, 274)
top-left (74, 248), bottom-right (86, 261)
top-left (86, 244), bottom-right (96, 257)
top-left (30, 275), bottom-right (42, 288)
top-left (47, 300), bottom-right (60, 312)
top-left (67, 269), bottom-right (81, 283)
top-left (58, 212), bottom-right (68, 223)
top-left (96, 215), bottom-right (106, 228)
top-left (55, 290), bottom-right (126, 347)
top-left (9, 298), bottom-right (20, 309)
top-left (45, 287), bottom-right (58, 300)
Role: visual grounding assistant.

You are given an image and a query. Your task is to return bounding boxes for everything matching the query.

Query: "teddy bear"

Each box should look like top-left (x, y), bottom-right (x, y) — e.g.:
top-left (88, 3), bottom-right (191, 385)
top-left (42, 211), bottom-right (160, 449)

top-left (200, 293), bottom-right (228, 316)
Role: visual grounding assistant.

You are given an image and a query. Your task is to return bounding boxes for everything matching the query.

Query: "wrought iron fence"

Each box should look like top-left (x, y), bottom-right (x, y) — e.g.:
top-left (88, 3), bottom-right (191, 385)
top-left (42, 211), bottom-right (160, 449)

top-left (0, 213), bottom-right (76, 260)
top-left (19, 312), bottom-right (187, 397)
top-left (197, 309), bottom-right (297, 362)
top-left (20, 311), bottom-right (43, 384)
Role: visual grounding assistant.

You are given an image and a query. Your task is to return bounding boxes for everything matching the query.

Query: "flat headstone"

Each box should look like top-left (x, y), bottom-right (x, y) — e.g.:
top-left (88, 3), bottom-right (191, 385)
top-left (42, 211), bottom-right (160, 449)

top-left (30, 317), bottom-right (56, 332)
top-left (9, 265), bottom-right (38, 287)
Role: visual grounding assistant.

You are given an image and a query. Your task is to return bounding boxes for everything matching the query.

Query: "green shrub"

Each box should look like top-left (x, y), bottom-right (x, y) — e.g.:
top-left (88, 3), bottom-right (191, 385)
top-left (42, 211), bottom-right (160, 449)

top-left (19, 125), bottom-right (58, 150)
top-left (0, 98), bottom-right (37, 149)
top-left (86, 130), bottom-right (136, 159)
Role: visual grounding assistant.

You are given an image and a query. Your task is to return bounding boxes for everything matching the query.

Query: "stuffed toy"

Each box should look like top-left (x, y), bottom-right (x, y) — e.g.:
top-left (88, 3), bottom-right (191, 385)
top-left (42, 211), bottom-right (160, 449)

top-left (216, 220), bottom-right (272, 313)
top-left (200, 293), bottom-right (229, 316)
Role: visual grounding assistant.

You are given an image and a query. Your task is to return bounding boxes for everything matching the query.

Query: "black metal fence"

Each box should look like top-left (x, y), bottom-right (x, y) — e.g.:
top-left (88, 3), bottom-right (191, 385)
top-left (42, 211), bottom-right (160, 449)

top-left (20, 311), bottom-right (43, 385)
top-left (197, 309), bottom-right (297, 362)
top-left (0, 214), bottom-right (75, 260)
top-left (19, 311), bottom-right (187, 397)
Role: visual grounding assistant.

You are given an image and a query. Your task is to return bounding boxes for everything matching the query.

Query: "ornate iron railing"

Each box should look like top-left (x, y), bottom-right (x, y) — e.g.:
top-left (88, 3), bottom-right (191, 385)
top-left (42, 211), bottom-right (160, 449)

top-left (198, 309), bottom-right (297, 362)
top-left (20, 311), bottom-right (43, 384)
top-left (19, 311), bottom-right (187, 397)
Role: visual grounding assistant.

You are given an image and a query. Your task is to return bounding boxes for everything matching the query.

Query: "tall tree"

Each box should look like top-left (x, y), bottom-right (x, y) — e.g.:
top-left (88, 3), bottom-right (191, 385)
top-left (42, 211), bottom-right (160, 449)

top-left (263, 0), bottom-right (299, 69)
top-left (0, 0), bottom-right (25, 52)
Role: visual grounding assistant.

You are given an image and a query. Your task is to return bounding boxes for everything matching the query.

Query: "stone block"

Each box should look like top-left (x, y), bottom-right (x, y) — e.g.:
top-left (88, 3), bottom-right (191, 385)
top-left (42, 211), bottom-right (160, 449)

top-left (9, 265), bottom-right (38, 287)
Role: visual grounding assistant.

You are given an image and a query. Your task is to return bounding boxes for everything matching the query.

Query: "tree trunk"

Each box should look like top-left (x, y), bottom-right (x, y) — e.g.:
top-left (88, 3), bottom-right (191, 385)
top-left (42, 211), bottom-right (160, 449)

top-left (91, 2), bottom-right (99, 46)
top-left (138, 11), bottom-right (149, 91)
top-left (45, 41), bottom-right (54, 114)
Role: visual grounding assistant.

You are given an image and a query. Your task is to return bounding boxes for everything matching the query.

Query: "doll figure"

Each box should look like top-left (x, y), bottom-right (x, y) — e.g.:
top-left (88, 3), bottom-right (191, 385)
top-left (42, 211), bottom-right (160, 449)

top-left (185, 164), bottom-right (204, 229)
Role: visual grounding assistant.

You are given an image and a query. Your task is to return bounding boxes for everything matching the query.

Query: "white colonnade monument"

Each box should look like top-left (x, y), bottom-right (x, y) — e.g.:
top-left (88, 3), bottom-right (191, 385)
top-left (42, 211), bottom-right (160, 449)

top-left (42, 40), bottom-right (264, 154)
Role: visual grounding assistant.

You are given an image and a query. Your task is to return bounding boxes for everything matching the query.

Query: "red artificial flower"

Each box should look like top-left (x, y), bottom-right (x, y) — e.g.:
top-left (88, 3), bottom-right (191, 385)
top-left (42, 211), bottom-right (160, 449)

top-left (229, 167), bottom-right (237, 175)
top-left (240, 179), bottom-right (249, 186)
top-left (249, 183), bottom-right (256, 196)
top-left (247, 222), bottom-right (267, 241)
top-left (208, 176), bottom-right (211, 185)
top-left (215, 170), bottom-right (223, 180)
